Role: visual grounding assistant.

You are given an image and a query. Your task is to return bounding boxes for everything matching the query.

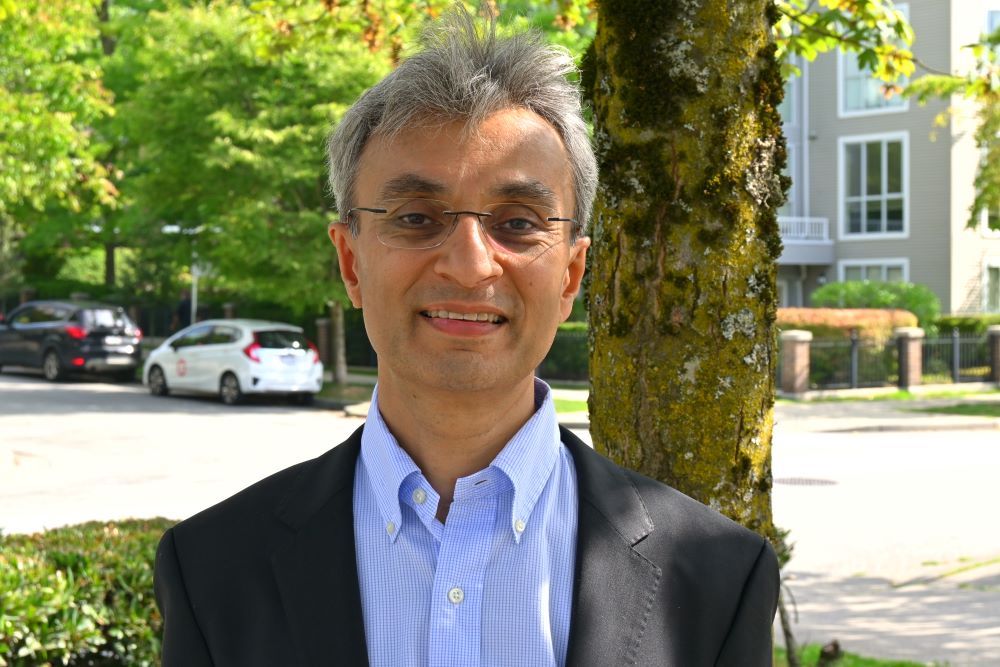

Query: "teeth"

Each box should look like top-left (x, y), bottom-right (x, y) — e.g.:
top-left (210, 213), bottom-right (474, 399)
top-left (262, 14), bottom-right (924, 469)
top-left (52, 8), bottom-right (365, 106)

top-left (425, 310), bottom-right (502, 323)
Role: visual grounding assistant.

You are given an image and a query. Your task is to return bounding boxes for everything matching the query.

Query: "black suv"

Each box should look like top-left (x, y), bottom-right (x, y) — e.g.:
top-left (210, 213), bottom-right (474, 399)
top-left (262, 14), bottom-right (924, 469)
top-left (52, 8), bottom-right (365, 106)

top-left (0, 300), bottom-right (143, 381)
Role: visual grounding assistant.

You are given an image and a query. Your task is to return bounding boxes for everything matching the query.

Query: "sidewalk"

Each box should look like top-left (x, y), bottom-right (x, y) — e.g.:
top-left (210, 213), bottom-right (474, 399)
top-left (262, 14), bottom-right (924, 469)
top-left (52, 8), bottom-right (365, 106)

top-left (323, 372), bottom-right (1000, 433)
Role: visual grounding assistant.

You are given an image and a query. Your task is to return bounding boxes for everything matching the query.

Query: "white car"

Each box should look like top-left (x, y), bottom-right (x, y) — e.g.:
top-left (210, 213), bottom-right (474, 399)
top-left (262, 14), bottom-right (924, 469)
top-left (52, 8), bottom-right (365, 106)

top-left (143, 319), bottom-right (323, 405)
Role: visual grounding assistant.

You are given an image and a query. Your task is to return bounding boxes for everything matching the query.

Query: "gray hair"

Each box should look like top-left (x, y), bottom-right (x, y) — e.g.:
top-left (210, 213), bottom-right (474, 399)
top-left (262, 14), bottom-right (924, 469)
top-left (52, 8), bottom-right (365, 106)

top-left (326, 6), bottom-right (597, 235)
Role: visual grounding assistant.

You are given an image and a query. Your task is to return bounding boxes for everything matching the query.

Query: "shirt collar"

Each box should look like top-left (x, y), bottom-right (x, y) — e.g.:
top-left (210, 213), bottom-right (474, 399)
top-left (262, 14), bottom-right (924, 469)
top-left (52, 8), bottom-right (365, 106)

top-left (359, 379), bottom-right (561, 544)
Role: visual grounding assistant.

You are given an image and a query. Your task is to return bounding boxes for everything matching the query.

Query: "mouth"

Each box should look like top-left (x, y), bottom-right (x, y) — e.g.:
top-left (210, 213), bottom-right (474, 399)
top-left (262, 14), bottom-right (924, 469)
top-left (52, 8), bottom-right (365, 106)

top-left (420, 309), bottom-right (507, 324)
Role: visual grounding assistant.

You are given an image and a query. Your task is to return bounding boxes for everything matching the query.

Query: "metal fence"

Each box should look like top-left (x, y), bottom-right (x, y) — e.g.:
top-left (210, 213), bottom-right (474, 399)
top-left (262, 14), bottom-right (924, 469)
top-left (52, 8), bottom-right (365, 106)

top-left (923, 330), bottom-right (991, 384)
top-left (808, 336), bottom-right (898, 390)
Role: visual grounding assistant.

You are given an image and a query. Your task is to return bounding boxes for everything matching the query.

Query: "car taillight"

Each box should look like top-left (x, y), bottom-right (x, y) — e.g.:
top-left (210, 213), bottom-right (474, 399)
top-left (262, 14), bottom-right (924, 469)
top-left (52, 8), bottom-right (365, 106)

top-left (72, 357), bottom-right (85, 366)
top-left (243, 340), bottom-right (261, 363)
top-left (65, 325), bottom-right (87, 339)
top-left (308, 341), bottom-right (320, 364)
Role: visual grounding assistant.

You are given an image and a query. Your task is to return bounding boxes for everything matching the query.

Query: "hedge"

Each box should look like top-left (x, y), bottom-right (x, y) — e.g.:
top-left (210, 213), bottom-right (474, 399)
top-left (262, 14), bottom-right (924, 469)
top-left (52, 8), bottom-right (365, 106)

top-left (0, 519), bottom-right (174, 667)
top-left (537, 322), bottom-right (589, 380)
top-left (934, 313), bottom-right (1000, 336)
top-left (809, 281), bottom-right (940, 330)
top-left (777, 307), bottom-right (918, 341)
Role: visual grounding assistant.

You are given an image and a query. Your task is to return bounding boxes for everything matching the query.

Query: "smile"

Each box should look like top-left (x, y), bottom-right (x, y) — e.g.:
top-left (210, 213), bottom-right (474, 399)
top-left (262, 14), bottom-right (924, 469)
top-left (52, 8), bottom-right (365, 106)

top-left (421, 310), bottom-right (506, 324)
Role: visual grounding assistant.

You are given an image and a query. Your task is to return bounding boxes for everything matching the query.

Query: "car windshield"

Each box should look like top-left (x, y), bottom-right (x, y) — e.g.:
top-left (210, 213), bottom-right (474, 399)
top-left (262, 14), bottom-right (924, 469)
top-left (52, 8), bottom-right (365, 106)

top-left (255, 330), bottom-right (307, 350)
top-left (78, 308), bottom-right (133, 332)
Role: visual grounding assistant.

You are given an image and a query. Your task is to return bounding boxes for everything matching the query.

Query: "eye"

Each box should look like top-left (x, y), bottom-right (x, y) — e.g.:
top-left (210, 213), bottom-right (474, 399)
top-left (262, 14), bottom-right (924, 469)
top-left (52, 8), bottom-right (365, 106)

top-left (395, 212), bottom-right (439, 228)
top-left (490, 204), bottom-right (548, 235)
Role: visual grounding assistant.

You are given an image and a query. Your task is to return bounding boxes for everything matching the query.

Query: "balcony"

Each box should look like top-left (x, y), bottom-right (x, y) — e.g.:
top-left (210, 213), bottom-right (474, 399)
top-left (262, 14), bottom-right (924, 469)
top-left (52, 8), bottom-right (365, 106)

top-left (778, 216), bottom-right (834, 265)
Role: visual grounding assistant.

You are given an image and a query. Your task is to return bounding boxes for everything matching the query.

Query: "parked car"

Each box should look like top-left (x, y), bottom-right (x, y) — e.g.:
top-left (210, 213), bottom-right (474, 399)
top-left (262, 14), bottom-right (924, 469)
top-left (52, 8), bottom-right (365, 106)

top-left (143, 319), bottom-right (323, 405)
top-left (0, 300), bottom-right (143, 381)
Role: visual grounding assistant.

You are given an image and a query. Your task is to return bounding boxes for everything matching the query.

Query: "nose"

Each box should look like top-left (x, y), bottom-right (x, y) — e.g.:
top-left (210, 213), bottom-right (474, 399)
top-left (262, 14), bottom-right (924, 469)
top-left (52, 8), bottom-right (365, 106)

top-left (433, 213), bottom-right (503, 287)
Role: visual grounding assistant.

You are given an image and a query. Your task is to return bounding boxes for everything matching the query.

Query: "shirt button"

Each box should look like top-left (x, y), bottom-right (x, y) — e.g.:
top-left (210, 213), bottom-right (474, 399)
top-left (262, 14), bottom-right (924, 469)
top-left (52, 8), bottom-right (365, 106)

top-left (514, 519), bottom-right (526, 534)
top-left (412, 488), bottom-right (427, 505)
top-left (448, 587), bottom-right (464, 604)
top-left (386, 522), bottom-right (396, 535)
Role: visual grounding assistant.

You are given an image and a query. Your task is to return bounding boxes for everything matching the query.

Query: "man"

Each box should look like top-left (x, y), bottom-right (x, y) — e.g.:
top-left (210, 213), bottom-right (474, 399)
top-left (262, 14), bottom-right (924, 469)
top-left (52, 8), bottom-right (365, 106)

top-left (154, 8), bottom-right (779, 666)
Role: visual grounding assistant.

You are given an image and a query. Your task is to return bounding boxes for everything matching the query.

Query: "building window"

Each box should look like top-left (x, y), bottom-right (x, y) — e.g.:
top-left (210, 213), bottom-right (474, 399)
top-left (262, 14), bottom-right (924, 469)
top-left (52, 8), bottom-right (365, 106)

top-left (839, 259), bottom-right (908, 283)
top-left (989, 9), bottom-right (1000, 36)
top-left (840, 132), bottom-right (907, 238)
top-left (986, 262), bottom-right (1000, 312)
top-left (838, 4), bottom-right (909, 117)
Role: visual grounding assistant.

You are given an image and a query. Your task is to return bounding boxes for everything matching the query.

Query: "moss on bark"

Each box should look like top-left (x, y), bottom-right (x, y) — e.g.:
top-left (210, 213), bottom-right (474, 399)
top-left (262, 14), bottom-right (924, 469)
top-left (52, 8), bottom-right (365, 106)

top-left (588, 0), bottom-right (784, 538)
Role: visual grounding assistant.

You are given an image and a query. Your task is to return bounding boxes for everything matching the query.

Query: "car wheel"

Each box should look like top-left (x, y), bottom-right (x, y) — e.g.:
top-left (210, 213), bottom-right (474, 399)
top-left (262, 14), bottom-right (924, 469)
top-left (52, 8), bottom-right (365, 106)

top-left (219, 372), bottom-right (243, 405)
top-left (289, 392), bottom-right (314, 406)
top-left (43, 350), bottom-right (65, 381)
top-left (148, 366), bottom-right (169, 396)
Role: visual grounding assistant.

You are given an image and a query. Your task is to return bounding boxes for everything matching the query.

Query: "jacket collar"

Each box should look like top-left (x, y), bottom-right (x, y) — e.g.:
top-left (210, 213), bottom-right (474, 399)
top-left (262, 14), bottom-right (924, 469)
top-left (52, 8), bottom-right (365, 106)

top-left (267, 424), bottom-right (661, 667)
top-left (270, 426), bottom-right (369, 666)
top-left (561, 427), bottom-right (663, 666)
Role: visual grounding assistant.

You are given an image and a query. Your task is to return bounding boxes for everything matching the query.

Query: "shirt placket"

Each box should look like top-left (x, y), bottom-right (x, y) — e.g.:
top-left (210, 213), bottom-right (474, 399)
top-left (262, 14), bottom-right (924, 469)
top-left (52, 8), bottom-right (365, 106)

top-left (427, 485), bottom-right (498, 667)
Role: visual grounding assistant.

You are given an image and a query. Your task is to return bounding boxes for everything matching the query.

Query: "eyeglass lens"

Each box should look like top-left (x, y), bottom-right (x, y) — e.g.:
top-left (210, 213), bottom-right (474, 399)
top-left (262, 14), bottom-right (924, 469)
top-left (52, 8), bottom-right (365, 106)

top-left (368, 198), bottom-right (571, 254)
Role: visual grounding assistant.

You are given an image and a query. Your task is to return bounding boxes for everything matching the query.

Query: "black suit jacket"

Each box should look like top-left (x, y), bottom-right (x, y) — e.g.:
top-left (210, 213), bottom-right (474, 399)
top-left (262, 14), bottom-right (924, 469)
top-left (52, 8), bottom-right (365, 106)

top-left (155, 426), bottom-right (779, 666)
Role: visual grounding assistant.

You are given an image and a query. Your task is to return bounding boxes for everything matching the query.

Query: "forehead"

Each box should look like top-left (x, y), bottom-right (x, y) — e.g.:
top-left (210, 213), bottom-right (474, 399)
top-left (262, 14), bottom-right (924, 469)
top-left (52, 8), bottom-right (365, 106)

top-left (354, 108), bottom-right (574, 207)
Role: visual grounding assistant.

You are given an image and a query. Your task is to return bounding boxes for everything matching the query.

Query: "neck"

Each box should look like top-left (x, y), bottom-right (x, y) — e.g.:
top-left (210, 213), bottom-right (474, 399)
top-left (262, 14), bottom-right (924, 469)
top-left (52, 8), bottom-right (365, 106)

top-left (375, 374), bottom-right (537, 522)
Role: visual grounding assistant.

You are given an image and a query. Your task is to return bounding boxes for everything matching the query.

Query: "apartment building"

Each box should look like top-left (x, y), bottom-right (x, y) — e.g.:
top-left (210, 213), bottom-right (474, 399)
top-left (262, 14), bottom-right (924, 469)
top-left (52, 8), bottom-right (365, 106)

top-left (778, 0), bottom-right (1000, 314)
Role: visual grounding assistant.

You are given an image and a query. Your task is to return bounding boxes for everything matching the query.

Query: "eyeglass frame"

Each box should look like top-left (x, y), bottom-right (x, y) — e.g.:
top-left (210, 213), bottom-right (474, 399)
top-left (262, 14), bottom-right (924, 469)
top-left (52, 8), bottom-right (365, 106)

top-left (344, 199), bottom-right (583, 251)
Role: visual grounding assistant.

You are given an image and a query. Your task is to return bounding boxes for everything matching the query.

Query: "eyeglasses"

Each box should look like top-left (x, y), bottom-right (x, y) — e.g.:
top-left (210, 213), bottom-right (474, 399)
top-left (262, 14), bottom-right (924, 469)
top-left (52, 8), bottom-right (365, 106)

top-left (347, 198), bottom-right (580, 256)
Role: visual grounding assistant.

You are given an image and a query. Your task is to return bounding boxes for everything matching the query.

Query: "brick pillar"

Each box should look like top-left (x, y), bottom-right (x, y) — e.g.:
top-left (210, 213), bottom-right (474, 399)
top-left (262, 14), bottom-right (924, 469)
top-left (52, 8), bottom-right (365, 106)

top-left (314, 317), bottom-right (331, 367)
top-left (894, 327), bottom-right (925, 390)
top-left (780, 330), bottom-right (812, 395)
top-left (989, 325), bottom-right (1000, 385)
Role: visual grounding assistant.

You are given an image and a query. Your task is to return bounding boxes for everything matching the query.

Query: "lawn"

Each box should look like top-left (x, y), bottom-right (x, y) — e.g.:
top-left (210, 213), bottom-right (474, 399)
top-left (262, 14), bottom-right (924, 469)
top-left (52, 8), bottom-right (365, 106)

top-left (913, 402), bottom-right (1000, 418)
top-left (778, 388), bottom-right (1000, 404)
top-left (554, 398), bottom-right (588, 414)
top-left (774, 644), bottom-right (929, 666)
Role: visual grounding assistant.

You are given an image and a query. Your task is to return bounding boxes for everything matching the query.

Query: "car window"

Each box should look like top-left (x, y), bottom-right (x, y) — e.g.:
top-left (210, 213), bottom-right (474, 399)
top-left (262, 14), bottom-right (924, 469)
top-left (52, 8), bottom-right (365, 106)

top-left (78, 307), bottom-right (133, 331)
top-left (209, 326), bottom-right (240, 345)
top-left (255, 330), bottom-right (308, 349)
top-left (172, 325), bottom-right (214, 348)
top-left (11, 307), bottom-right (37, 324)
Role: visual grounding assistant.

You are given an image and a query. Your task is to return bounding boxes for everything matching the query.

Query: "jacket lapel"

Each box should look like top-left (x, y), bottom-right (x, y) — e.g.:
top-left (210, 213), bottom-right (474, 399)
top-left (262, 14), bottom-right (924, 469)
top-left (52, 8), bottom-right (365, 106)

top-left (270, 427), bottom-right (369, 666)
top-left (562, 428), bottom-right (664, 666)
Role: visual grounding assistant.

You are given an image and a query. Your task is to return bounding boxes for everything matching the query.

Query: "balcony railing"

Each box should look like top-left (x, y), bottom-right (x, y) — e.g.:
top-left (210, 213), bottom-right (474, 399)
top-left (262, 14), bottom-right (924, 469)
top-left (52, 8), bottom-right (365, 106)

top-left (779, 216), bottom-right (830, 242)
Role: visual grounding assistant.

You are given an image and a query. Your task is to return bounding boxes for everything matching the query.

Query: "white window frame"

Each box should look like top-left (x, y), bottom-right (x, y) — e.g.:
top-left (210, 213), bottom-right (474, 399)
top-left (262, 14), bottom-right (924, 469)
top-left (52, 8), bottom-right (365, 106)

top-left (837, 3), bottom-right (909, 118)
top-left (837, 258), bottom-right (910, 283)
top-left (837, 131), bottom-right (909, 241)
top-left (984, 257), bottom-right (1000, 313)
top-left (979, 208), bottom-right (1000, 238)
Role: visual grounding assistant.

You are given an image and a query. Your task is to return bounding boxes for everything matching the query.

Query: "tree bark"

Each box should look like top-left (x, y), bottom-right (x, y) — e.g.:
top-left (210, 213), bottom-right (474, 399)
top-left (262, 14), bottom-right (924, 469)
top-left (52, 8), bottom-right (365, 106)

top-left (330, 300), bottom-right (348, 386)
top-left (587, 0), bottom-right (785, 538)
top-left (104, 242), bottom-right (116, 287)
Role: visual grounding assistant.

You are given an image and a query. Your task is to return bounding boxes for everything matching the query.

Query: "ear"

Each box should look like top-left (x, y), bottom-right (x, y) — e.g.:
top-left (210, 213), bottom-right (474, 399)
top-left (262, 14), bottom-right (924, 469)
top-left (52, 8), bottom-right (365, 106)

top-left (559, 236), bottom-right (590, 322)
top-left (329, 222), bottom-right (363, 308)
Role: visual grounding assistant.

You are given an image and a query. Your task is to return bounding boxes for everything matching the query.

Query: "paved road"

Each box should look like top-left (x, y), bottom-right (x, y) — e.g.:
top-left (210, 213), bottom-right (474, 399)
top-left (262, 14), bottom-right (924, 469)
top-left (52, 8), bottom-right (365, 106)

top-left (3, 372), bottom-right (999, 664)
top-left (0, 371), bottom-right (364, 533)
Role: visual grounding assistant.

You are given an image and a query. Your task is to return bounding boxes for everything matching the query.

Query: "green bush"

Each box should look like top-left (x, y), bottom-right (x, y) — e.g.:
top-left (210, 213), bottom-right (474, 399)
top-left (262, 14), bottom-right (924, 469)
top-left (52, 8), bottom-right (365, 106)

top-left (0, 518), bottom-right (174, 667)
top-left (538, 322), bottom-right (589, 380)
top-left (810, 281), bottom-right (941, 331)
top-left (934, 313), bottom-right (1000, 336)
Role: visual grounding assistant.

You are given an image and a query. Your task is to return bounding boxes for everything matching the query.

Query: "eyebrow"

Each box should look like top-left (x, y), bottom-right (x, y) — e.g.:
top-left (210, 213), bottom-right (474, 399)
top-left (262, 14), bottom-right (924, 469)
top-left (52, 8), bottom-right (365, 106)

top-left (489, 180), bottom-right (559, 209)
top-left (377, 174), bottom-right (447, 201)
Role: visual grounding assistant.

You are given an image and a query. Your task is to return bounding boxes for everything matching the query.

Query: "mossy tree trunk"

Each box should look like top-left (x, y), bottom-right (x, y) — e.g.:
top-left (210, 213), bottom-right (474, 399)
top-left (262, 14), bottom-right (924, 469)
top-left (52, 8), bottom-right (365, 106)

top-left (587, 0), bottom-right (785, 538)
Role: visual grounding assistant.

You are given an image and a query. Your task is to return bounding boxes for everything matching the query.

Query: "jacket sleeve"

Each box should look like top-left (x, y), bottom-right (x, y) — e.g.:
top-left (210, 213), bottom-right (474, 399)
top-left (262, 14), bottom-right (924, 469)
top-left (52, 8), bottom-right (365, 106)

top-left (714, 539), bottom-right (780, 667)
top-left (155, 527), bottom-right (215, 667)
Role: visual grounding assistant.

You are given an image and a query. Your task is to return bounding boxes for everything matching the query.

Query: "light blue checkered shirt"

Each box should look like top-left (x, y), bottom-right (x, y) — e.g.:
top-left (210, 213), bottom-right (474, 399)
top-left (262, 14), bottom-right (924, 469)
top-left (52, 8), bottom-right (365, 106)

top-left (353, 379), bottom-right (578, 666)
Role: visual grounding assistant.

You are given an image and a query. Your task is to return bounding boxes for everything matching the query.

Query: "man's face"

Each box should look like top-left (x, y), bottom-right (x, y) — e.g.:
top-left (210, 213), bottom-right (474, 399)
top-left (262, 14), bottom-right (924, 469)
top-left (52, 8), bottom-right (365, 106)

top-left (329, 107), bottom-right (589, 395)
